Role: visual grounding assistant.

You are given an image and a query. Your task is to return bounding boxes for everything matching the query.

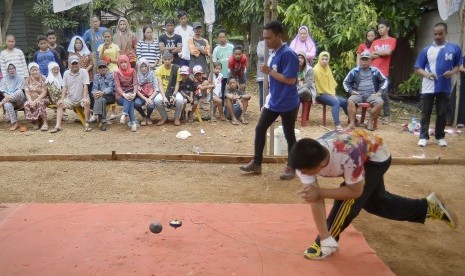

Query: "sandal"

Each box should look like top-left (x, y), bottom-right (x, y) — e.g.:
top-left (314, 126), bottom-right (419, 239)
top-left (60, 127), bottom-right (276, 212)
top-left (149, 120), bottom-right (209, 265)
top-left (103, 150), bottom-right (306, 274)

top-left (231, 119), bottom-right (239, 125)
top-left (146, 119), bottom-right (153, 125)
top-left (20, 126), bottom-right (27, 132)
top-left (41, 125), bottom-right (49, 131)
top-left (211, 116), bottom-right (217, 122)
top-left (240, 117), bottom-right (249, 125)
top-left (140, 119), bottom-right (147, 126)
top-left (366, 120), bottom-right (375, 131)
top-left (49, 127), bottom-right (62, 133)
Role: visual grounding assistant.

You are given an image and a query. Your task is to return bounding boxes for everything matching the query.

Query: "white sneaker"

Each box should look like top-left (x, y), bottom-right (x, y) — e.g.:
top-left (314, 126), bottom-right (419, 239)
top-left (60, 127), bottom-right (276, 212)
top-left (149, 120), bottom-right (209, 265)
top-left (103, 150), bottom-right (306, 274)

top-left (131, 122), bottom-right (137, 132)
top-left (418, 139), bottom-right (427, 147)
top-left (436, 139), bottom-right (447, 147)
top-left (320, 236), bottom-right (338, 258)
top-left (88, 115), bottom-right (96, 123)
top-left (120, 115), bottom-right (126, 124)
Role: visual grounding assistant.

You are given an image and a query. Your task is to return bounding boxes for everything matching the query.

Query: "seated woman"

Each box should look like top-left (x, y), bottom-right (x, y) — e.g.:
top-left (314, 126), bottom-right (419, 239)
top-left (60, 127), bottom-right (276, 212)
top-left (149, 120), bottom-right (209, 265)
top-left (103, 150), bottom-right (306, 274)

top-left (114, 55), bottom-right (138, 132)
top-left (296, 51), bottom-right (316, 102)
top-left (45, 62), bottom-right (62, 105)
top-left (24, 62), bottom-right (49, 130)
top-left (314, 51), bottom-right (348, 131)
top-left (135, 58), bottom-right (158, 126)
top-left (0, 63), bottom-right (26, 130)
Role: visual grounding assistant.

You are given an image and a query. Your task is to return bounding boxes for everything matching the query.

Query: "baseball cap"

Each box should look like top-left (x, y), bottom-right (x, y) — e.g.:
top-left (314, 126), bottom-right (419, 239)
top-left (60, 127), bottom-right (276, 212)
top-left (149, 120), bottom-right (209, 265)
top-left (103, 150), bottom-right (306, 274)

top-left (180, 66), bottom-right (190, 75)
top-left (69, 56), bottom-right (80, 64)
top-left (360, 50), bottom-right (372, 59)
top-left (97, 60), bottom-right (107, 67)
top-left (192, 65), bottom-right (204, 75)
top-left (193, 22), bottom-right (203, 29)
top-left (162, 50), bottom-right (173, 59)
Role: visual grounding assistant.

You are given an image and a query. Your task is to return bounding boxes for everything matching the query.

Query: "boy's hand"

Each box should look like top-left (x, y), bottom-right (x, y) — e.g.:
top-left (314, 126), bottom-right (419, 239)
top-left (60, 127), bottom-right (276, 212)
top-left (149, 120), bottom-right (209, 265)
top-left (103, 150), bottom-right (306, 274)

top-left (297, 185), bottom-right (320, 203)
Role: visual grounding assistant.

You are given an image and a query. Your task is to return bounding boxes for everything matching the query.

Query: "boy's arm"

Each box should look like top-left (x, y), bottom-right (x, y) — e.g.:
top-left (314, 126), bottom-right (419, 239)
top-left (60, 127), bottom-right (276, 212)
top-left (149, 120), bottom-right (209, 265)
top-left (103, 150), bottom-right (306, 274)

top-left (300, 180), bottom-right (364, 202)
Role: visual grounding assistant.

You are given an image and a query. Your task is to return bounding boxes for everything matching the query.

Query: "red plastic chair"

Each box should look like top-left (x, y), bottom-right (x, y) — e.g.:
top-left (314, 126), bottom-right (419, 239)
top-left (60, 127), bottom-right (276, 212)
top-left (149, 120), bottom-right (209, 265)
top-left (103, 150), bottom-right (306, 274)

top-left (358, 102), bottom-right (378, 129)
top-left (301, 101), bottom-right (327, 127)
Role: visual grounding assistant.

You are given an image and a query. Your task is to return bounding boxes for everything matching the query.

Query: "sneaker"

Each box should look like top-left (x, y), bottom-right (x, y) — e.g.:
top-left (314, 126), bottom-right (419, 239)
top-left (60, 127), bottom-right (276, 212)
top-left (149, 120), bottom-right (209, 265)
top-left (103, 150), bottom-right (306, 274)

top-left (131, 122), bottom-right (137, 132)
top-left (120, 115), bottom-right (126, 124)
top-left (436, 139), bottom-right (447, 147)
top-left (418, 139), bottom-right (427, 147)
top-left (239, 161), bottom-right (262, 174)
top-left (280, 167), bottom-right (296, 180)
top-left (88, 115), bottom-right (97, 123)
top-left (427, 192), bottom-right (457, 229)
top-left (304, 237), bottom-right (338, 260)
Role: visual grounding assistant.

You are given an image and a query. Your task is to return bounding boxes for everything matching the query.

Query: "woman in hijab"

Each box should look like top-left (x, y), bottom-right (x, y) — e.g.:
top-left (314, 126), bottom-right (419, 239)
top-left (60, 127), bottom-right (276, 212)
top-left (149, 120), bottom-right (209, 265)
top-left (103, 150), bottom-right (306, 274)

top-left (135, 57), bottom-right (159, 126)
top-left (68, 35), bottom-right (95, 116)
top-left (290, 26), bottom-right (317, 65)
top-left (114, 55), bottom-right (138, 132)
top-left (296, 51), bottom-right (316, 102)
top-left (114, 18), bottom-right (137, 68)
top-left (45, 62), bottom-right (62, 105)
top-left (314, 51), bottom-right (348, 131)
top-left (0, 63), bottom-right (26, 130)
top-left (24, 62), bottom-right (49, 131)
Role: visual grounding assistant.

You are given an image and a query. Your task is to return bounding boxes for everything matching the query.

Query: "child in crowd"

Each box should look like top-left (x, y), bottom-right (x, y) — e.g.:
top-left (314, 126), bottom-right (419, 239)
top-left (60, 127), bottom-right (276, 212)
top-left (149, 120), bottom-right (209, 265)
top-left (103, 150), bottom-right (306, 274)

top-left (178, 66), bottom-right (197, 123)
top-left (224, 77), bottom-right (251, 125)
top-left (33, 35), bottom-right (62, 77)
top-left (228, 45), bottom-right (247, 91)
top-left (192, 65), bottom-right (214, 120)
top-left (212, 62), bottom-right (225, 121)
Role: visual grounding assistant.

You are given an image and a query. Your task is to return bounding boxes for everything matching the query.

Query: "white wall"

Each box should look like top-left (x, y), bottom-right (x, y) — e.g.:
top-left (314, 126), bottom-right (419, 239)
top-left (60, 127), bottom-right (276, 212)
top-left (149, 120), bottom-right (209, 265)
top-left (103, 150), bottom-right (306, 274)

top-left (416, 10), bottom-right (464, 54)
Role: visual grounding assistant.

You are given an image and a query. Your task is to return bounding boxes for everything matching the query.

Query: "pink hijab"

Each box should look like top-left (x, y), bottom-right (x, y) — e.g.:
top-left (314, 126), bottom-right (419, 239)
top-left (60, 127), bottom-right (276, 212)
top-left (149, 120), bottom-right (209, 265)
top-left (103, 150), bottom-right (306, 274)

top-left (290, 26), bottom-right (317, 65)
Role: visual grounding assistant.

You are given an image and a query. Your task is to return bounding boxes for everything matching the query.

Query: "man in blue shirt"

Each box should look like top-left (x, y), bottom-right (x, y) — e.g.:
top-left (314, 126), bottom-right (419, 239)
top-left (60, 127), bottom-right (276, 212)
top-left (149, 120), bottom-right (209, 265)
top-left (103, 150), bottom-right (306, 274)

top-left (82, 16), bottom-right (108, 58)
top-left (240, 20), bottom-right (300, 180)
top-left (415, 23), bottom-right (462, 147)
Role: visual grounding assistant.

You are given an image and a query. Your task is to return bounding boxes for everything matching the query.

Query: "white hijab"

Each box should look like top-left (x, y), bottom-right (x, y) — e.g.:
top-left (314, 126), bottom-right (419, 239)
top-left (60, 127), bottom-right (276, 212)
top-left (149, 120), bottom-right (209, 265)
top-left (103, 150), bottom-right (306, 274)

top-left (67, 35), bottom-right (91, 56)
top-left (45, 62), bottom-right (63, 89)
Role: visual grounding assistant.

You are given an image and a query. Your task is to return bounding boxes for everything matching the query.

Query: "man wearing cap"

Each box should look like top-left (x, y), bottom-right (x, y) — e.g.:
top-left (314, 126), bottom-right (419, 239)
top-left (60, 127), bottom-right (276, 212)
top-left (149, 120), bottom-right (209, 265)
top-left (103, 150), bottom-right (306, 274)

top-left (154, 50), bottom-right (184, 126)
top-left (343, 50), bottom-right (387, 130)
top-left (50, 55), bottom-right (92, 133)
top-left (188, 22), bottom-right (210, 74)
top-left (91, 60), bottom-right (115, 131)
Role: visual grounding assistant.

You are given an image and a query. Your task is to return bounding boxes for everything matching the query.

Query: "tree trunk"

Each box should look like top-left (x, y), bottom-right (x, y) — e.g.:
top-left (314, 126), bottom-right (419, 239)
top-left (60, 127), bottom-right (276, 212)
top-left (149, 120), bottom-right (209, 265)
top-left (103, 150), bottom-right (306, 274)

top-left (248, 23), bottom-right (262, 73)
top-left (0, 0), bottom-right (14, 47)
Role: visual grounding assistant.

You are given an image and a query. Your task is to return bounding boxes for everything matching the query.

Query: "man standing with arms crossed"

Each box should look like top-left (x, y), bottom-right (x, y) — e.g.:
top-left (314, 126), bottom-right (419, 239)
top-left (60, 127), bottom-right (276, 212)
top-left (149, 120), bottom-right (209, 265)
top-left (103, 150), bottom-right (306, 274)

top-left (370, 19), bottom-right (396, 124)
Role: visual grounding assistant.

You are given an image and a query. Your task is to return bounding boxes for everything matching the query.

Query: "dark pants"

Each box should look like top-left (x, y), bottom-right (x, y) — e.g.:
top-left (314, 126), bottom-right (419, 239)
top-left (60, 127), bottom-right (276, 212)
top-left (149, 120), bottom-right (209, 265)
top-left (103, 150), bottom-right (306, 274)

top-left (88, 83), bottom-right (94, 110)
top-left (93, 94), bottom-right (115, 123)
top-left (221, 78), bottom-right (228, 105)
top-left (420, 93), bottom-right (450, 140)
top-left (254, 106), bottom-right (299, 165)
top-left (314, 157), bottom-right (428, 244)
top-left (382, 77), bottom-right (391, 117)
top-left (134, 97), bottom-right (155, 118)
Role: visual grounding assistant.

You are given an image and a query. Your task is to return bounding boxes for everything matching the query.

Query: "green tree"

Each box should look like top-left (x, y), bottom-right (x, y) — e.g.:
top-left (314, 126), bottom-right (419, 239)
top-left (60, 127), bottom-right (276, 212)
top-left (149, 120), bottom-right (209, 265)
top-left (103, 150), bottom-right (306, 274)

top-left (0, 0), bottom-right (14, 45)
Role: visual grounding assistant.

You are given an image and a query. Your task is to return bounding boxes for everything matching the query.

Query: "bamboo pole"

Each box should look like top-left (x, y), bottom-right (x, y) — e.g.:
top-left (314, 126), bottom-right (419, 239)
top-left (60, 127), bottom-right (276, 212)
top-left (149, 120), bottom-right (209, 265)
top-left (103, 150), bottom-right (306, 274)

top-left (453, 4), bottom-right (465, 127)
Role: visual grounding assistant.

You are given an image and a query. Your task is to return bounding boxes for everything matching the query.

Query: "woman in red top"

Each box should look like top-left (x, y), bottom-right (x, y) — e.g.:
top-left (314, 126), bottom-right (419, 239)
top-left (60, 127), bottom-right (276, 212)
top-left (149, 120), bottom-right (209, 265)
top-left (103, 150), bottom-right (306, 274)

top-left (114, 55), bottom-right (139, 132)
top-left (356, 29), bottom-right (377, 66)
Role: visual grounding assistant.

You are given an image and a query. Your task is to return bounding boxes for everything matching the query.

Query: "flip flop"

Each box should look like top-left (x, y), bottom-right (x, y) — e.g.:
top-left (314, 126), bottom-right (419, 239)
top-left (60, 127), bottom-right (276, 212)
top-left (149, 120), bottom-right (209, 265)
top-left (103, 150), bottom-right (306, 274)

top-left (231, 120), bottom-right (239, 125)
top-left (41, 125), bottom-right (49, 131)
top-left (49, 127), bottom-right (62, 133)
top-left (20, 126), bottom-right (27, 132)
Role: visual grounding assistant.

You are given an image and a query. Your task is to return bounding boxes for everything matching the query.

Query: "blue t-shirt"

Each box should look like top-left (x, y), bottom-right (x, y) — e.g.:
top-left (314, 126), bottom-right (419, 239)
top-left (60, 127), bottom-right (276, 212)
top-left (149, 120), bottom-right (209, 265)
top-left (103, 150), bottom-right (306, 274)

top-left (414, 42), bottom-right (462, 94)
top-left (82, 27), bottom-right (108, 51)
top-left (34, 50), bottom-right (60, 76)
top-left (266, 44), bottom-right (299, 112)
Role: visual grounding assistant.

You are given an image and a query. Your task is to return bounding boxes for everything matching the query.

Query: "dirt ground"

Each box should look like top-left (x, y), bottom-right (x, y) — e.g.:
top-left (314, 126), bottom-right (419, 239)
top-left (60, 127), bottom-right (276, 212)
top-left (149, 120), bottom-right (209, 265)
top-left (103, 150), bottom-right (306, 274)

top-left (1, 86), bottom-right (465, 275)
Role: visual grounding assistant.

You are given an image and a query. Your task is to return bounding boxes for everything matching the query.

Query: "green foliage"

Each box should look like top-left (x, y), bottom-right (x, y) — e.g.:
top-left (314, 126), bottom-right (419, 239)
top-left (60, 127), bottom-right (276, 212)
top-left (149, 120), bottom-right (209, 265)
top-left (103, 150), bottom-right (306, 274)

top-left (397, 73), bottom-right (422, 96)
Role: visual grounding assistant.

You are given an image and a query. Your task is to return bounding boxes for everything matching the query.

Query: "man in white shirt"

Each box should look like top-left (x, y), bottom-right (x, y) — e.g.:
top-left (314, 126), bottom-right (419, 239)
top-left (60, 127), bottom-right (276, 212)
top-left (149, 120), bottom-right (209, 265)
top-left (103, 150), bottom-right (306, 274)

top-left (174, 11), bottom-right (194, 67)
top-left (50, 56), bottom-right (91, 133)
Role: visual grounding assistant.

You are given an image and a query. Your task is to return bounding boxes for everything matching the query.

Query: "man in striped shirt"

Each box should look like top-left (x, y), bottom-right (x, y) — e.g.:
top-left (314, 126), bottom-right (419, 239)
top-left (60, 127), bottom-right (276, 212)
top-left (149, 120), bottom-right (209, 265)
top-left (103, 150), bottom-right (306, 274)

top-left (0, 35), bottom-right (28, 79)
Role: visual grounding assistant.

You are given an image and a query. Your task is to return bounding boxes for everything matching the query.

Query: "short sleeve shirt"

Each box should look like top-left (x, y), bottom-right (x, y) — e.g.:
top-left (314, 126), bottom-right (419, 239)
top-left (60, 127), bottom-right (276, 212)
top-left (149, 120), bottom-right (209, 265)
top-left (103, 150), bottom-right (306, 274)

top-left (228, 54), bottom-right (247, 80)
top-left (159, 33), bottom-right (183, 63)
top-left (296, 129), bottom-right (390, 186)
top-left (63, 68), bottom-right (90, 102)
top-left (266, 44), bottom-right (300, 112)
top-left (155, 65), bottom-right (181, 91)
top-left (369, 37), bottom-right (397, 76)
top-left (414, 42), bottom-right (462, 94)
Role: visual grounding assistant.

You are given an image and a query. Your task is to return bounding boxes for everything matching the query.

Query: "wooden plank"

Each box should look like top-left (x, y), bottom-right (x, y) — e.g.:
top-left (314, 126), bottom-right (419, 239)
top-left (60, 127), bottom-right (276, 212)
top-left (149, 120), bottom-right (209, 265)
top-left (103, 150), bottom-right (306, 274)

top-left (0, 153), bottom-right (463, 165)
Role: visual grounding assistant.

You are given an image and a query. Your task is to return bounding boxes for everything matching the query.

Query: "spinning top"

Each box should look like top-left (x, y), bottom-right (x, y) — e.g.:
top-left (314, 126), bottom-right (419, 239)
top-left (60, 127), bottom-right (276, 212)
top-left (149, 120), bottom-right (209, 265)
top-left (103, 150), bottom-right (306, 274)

top-left (169, 219), bottom-right (182, 229)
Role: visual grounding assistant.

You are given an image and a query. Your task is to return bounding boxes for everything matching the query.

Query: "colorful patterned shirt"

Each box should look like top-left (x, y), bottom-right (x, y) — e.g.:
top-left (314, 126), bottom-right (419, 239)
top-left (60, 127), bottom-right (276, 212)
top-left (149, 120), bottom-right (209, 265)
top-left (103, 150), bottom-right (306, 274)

top-left (297, 129), bottom-right (390, 185)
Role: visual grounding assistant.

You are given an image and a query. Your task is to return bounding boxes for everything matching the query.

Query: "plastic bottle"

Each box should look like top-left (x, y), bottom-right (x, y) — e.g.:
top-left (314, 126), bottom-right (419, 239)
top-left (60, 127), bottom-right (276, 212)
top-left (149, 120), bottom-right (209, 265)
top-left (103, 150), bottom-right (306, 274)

top-left (408, 118), bottom-right (417, 133)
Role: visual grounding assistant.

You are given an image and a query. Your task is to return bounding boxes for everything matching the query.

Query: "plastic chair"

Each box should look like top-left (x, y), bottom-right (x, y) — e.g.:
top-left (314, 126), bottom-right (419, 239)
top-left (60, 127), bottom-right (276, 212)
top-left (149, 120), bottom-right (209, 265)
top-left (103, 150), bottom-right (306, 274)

top-left (301, 101), bottom-right (327, 127)
top-left (358, 102), bottom-right (378, 129)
